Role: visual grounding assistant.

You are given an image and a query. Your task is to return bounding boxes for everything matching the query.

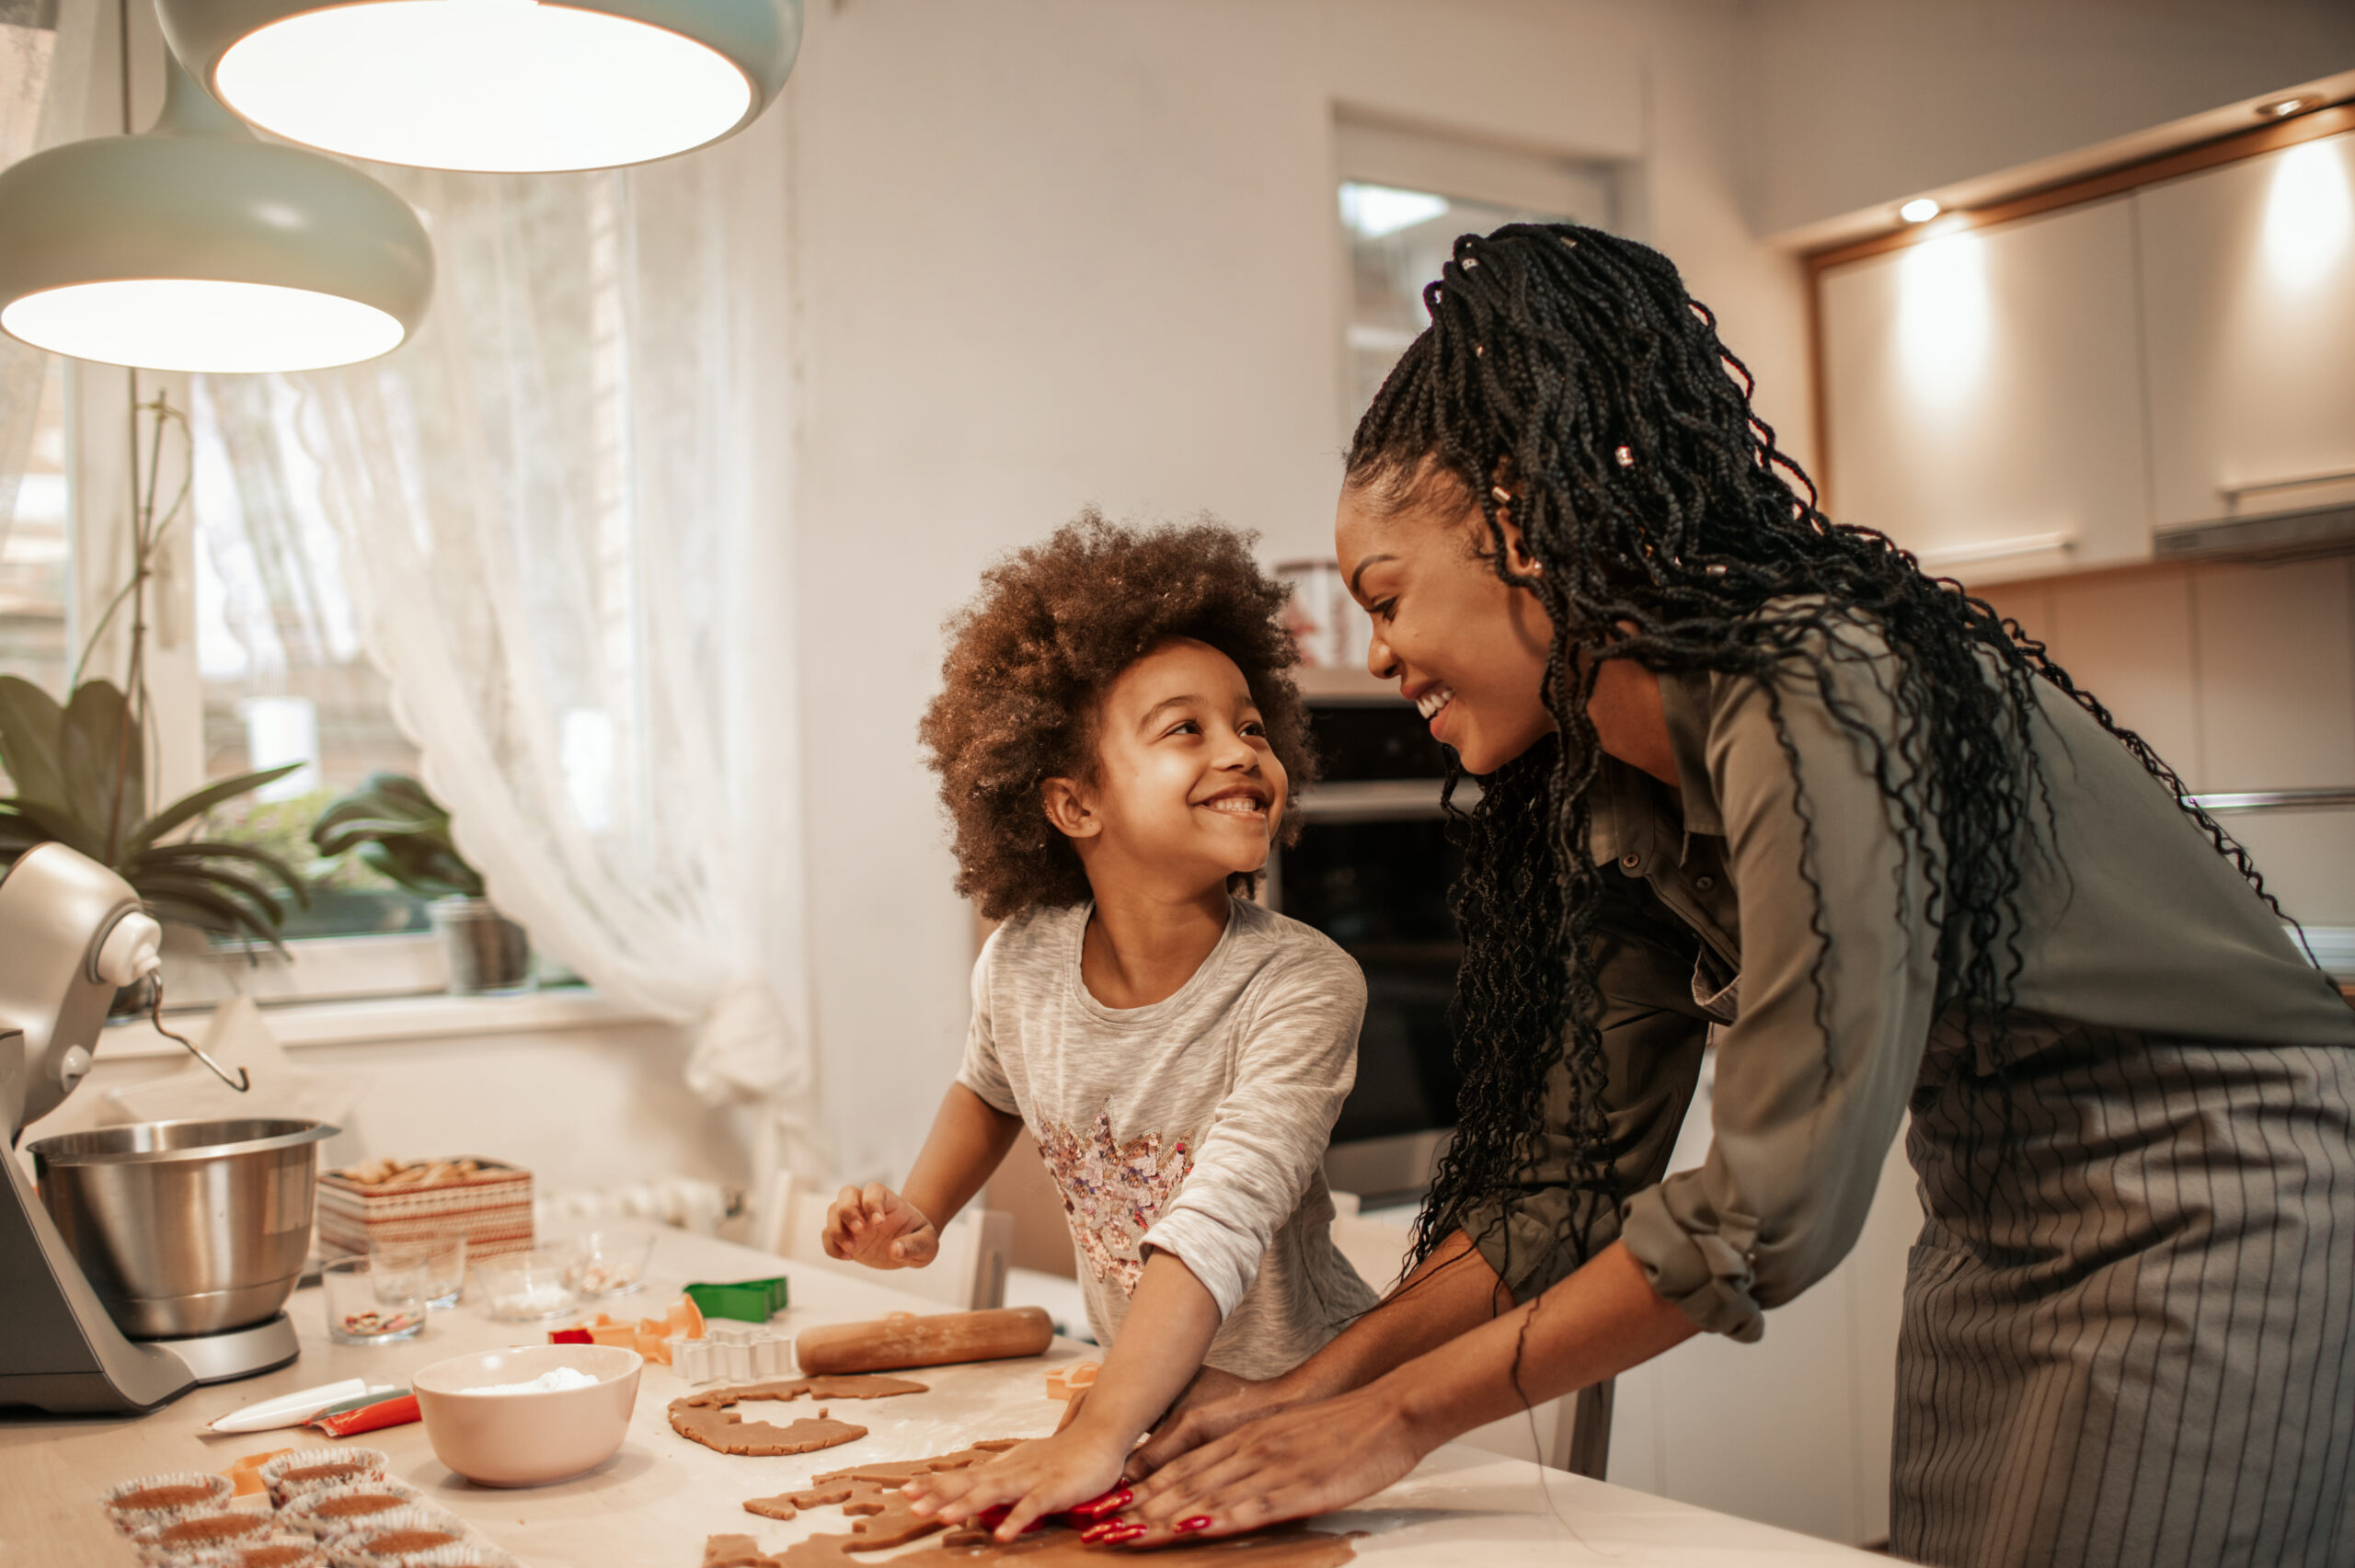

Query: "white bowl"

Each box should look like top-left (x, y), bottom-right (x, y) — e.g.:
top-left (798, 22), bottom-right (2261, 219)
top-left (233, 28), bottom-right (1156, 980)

top-left (413, 1344), bottom-right (642, 1487)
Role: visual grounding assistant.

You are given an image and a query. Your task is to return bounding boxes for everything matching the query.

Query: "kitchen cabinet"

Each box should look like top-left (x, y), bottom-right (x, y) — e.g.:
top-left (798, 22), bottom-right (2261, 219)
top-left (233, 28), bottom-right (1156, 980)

top-left (2139, 130), bottom-right (2355, 528)
top-left (1819, 197), bottom-right (2149, 579)
top-left (1813, 123), bottom-right (2355, 579)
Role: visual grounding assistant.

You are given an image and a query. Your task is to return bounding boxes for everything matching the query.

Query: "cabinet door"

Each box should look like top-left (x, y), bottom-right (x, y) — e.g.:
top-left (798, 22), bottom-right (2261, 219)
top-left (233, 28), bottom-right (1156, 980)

top-left (2138, 130), bottom-right (2355, 527)
top-left (1820, 197), bottom-right (2150, 579)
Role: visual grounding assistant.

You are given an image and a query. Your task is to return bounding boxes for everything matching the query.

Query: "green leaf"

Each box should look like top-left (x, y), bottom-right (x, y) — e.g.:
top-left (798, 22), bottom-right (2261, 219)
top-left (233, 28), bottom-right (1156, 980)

top-left (61, 681), bottom-right (141, 852)
top-left (131, 863), bottom-right (290, 928)
top-left (132, 840), bottom-right (311, 908)
top-left (0, 795), bottom-right (106, 858)
top-left (355, 839), bottom-right (480, 900)
top-left (0, 676), bottom-right (65, 807)
top-left (311, 811), bottom-right (451, 857)
top-left (310, 771), bottom-right (482, 898)
top-left (130, 763), bottom-right (304, 854)
top-left (140, 888), bottom-right (287, 953)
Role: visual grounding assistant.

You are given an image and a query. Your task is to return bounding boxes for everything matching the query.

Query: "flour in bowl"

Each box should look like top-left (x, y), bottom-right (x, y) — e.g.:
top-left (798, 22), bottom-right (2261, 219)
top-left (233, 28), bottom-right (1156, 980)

top-left (463, 1368), bottom-right (602, 1396)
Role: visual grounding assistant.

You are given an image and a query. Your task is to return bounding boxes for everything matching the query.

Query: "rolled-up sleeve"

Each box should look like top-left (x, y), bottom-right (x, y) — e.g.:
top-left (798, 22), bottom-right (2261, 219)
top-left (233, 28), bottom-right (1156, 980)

top-left (1620, 629), bottom-right (1940, 1342)
top-left (1459, 872), bottom-right (1714, 1305)
top-left (1138, 949), bottom-right (1366, 1319)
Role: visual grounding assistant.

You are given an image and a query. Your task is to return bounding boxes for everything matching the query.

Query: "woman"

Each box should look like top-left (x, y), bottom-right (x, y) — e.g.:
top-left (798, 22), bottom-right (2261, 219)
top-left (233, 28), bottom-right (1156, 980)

top-left (1105, 225), bottom-right (2355, 1567)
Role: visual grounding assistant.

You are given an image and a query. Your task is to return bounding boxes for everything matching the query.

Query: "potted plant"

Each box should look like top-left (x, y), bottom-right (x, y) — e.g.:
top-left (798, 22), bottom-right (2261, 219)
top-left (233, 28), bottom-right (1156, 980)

top-left (0, 392), bottom-right (308, 994)
top-left (310, 771), bottom-right (534, 995)
top-left (0, 678), bottom-right (307, 960)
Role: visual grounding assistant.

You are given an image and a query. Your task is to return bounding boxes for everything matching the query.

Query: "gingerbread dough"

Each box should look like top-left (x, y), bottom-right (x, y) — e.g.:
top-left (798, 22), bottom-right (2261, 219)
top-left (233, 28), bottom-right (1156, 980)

top-left (718, 1441), bottom-right (1356, 1568)
top-left (669, 1377), bottom-right (929, 1458)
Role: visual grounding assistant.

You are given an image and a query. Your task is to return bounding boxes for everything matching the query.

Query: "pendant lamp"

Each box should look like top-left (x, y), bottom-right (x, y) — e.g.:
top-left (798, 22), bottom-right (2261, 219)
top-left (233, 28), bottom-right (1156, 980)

top-left (0, 54), bottom-right (433, 374)
top-left (157, 0), bottom-right (803, 174)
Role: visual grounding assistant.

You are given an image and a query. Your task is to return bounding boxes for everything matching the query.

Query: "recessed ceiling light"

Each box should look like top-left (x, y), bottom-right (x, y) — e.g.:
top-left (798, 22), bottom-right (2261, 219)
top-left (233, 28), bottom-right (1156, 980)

top-left (1899, 198), bottom-right (1942, 224)
top-left (2257, 95), bottom-right (2322, 120)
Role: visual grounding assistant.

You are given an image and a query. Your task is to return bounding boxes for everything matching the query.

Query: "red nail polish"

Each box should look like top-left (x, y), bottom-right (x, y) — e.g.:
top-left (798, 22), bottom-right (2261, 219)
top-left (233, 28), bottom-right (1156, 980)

top-left (1080, 1523), bottom-right (1117, 1543)
top-left (1176, 1516), bottom-right (1212, 1532)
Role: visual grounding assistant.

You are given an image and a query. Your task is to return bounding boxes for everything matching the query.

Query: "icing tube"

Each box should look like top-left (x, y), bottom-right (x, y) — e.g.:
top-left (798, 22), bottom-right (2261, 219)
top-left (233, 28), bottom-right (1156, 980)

top-left (312, 1393), bottom-right (421, 1436)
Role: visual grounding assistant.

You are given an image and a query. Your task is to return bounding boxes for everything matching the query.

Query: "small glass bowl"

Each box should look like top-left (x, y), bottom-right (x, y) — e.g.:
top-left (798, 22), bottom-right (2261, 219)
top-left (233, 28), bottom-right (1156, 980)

top-left (559, 1230), bottom-right (654, 1298)
top-left (469, 1248), bottom-right (580, 1322)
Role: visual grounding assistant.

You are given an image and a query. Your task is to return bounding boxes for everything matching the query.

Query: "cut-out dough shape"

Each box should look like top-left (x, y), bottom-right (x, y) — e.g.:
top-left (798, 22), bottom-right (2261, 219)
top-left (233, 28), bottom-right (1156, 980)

top-left (721, 1440), bottom-right (1356, 1568)
top-left (670, 1376), bottom-right (929, 1457)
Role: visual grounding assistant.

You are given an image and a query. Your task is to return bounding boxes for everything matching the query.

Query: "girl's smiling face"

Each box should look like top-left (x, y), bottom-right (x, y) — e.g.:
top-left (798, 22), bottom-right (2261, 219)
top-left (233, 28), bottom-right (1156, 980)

top-left (1042, 636), bottom-right (1287, 896)
top-left (1336, 483), bottom-right (1556, 776)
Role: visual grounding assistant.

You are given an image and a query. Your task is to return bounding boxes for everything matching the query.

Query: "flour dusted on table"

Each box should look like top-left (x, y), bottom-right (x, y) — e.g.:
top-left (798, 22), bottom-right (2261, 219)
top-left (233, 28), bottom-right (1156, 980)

top-left (957, 898), bottom-right (1377, 1379)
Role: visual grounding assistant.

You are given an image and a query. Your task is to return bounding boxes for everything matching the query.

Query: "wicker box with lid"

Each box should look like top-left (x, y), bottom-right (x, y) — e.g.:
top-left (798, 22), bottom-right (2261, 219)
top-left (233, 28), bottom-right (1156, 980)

top-left (317, 1159), bottom-right (534, 1259)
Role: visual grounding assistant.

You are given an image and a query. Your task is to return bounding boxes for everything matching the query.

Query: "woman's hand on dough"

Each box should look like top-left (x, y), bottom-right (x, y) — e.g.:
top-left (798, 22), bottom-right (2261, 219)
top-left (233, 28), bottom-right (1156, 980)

top-left (1125, 1365), bottom-right (1304, 1480)
top-left (1109, 1381), bottom-right (1428, 1546)
top-left (820, 1182), bottom-right (938, 1268)
top-left (902, 1428), bottom-right (1128, 1540)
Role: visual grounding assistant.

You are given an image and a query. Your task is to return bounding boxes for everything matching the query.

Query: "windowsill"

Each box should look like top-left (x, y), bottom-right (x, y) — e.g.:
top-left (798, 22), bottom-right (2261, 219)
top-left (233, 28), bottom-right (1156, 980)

top-left (98, 987), bottom-right (667, 1059)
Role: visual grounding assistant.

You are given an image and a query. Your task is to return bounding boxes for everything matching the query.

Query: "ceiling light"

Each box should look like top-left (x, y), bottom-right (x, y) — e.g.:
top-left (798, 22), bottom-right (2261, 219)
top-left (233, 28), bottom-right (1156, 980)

top-left (157, 0), bottom-right (803, 174)
top-left (0, 55), bottom-right (432, 373)
top-left (2257, 95), bottom-right (2322, 120)
top-left (1899, 197), bottom-right (1942, 224)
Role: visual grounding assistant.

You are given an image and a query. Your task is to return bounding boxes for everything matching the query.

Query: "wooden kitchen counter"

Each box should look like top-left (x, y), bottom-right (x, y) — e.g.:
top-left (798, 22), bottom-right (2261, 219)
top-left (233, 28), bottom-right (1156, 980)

top-left (1, 1230), bottom-right (1882, 1567)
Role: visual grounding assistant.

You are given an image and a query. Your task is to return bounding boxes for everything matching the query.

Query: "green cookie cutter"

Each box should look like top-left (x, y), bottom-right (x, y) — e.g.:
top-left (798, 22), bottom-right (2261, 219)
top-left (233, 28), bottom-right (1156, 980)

top-left (684, 1276), bottom-right (790, 1322)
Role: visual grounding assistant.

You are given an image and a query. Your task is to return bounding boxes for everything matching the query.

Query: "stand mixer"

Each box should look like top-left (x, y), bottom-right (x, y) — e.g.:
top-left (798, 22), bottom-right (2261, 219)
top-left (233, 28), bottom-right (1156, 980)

top-left (1, 841), bottom-right (330, 1413)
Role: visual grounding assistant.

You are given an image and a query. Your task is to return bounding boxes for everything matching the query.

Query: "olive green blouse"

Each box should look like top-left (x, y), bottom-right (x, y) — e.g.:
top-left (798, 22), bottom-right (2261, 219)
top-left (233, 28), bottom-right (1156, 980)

top-left (1462, 620), bottom-right (2355, 1342)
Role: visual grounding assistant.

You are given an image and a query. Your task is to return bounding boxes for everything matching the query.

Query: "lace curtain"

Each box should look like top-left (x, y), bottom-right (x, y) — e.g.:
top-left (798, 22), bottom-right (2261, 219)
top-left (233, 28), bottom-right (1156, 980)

top-left (0, 0), bottom-right (93, 556)
top-left (201, 108), bottom-right (815, 1185)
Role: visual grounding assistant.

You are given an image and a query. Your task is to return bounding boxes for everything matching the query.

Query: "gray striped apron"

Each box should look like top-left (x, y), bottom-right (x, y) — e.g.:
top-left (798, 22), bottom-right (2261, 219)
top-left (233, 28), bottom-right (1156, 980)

top-left (1893, 1014), bottom-right (2355, 1567)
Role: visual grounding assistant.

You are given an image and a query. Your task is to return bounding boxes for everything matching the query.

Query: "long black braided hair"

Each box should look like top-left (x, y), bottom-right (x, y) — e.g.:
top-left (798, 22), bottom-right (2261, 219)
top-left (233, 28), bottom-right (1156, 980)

top-left (1350, 223), bottom-right (2290, 1284)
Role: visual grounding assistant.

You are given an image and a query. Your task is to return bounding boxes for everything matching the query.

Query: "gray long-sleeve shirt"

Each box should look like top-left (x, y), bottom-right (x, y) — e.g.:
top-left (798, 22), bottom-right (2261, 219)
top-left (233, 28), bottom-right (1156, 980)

top-left (958, 898), bottom-right (1380, 1378)
top-left (1469, 613), bottom-right (2355, 1342)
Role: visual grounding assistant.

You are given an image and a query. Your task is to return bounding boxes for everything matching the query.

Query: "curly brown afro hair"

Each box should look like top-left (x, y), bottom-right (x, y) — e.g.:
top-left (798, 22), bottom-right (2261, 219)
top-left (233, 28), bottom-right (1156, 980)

top-left (919, 511), bottom-right (1317, 921)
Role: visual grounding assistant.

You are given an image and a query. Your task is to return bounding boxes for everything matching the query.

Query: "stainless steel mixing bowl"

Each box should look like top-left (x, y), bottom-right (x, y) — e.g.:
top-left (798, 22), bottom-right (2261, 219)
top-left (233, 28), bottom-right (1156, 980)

top-left (29, 1117), bottom-right (334, 1339)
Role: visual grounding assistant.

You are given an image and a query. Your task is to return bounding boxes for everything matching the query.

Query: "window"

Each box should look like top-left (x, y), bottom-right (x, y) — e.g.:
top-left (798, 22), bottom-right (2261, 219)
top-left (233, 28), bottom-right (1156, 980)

top-left (190, 375), bottom-right (431, 944)
top-left (1335, 117), bottom-right (1626, 429)
top-left (0, 359), bottom-right (69, 690)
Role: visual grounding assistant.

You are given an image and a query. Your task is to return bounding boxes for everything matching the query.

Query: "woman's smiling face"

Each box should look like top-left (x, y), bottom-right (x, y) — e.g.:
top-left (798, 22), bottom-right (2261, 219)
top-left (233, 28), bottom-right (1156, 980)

top-left (1336, 481), bottom-right (1556, 776)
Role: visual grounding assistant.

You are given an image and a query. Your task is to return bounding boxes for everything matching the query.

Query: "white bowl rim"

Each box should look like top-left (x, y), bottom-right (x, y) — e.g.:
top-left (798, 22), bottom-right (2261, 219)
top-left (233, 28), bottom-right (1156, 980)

top-left (413, 1343), bottom-right (642, 1396)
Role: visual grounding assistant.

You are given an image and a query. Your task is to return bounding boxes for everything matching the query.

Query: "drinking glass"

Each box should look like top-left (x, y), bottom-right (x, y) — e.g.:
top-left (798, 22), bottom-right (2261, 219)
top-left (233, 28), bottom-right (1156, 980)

top-left (322, 1255), bottom-right (427, 1345)
top-left (373, 1234), bottom-right (467, 1310)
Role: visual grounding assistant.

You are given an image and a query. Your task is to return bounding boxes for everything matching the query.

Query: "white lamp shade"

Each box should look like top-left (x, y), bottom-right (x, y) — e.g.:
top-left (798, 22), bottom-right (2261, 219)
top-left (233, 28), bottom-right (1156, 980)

top-left (0, 74), bottom-right (435, 373)
top-left (159, 0), bottom-right (803, 174)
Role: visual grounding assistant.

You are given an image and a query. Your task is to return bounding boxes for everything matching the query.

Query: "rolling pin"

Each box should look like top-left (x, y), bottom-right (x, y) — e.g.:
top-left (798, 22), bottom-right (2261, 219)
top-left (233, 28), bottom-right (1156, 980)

top-left (795, 1306), bottom-right (1054, 1375)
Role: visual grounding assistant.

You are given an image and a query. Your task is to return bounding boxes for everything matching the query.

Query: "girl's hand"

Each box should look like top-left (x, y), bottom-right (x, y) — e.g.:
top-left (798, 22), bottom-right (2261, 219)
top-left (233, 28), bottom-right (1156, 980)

top-left (1125, 1365), bottom-right (1310, 1480)
top-left (820, 1183), bottom-right (938, 1268)
top-left (901, 1428), bottom-right (1130, 1541)
top-left (1108, 1381), bottom-right (1430, 1547)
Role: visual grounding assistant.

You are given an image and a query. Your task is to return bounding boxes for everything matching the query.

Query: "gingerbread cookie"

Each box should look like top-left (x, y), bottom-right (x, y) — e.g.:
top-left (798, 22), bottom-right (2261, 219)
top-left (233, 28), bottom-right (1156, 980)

top-left (669, 1376), bottom-right (928, 1458)
top-left (721, 1439), bottom-right (1356, 1568)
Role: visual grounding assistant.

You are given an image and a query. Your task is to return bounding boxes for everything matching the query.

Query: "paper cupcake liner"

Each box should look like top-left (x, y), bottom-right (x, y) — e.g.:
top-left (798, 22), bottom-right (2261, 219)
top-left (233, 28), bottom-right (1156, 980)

top-left (103, 1471), bottom-right (239, 1535)
top-left (132, 1510), bottom-right (281, 1559)
top-left (169, 1534), bottom-right (331, 1568)
top-left (353, 1546), bottom-right (523, 1568)
top-left (277, 1480), bottom-right (434, 1539)
top-left (259, 1448), bottom-right (391, 1508)
top-left (321, 1506), bottom-right (478, 1567)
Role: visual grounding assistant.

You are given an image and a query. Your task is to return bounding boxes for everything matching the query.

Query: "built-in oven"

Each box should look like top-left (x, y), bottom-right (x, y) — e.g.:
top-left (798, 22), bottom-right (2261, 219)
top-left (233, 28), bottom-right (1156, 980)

top-left (1271, 691), bottom-right (1477, 1203)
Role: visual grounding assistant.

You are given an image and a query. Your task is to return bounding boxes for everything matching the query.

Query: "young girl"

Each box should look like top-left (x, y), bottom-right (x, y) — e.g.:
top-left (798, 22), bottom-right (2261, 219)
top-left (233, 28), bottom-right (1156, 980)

top-left (821, 513), bottom-right (1377, 1543)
